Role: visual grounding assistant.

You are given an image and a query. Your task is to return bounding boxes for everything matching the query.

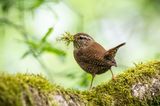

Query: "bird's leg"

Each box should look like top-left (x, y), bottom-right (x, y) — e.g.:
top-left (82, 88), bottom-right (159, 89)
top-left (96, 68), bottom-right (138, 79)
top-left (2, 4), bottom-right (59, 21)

top-left (89, 74), bottom-right (95, 89)
top-left (110, 69), bottom-right (115, 80)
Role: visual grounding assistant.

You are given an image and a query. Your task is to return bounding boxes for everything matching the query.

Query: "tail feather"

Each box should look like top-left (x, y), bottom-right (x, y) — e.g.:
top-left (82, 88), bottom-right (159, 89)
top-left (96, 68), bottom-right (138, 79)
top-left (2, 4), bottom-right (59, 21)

top-left (104, 42), bottom-right (126, 58)
top-left (112, 42), bottom-right (126, 50)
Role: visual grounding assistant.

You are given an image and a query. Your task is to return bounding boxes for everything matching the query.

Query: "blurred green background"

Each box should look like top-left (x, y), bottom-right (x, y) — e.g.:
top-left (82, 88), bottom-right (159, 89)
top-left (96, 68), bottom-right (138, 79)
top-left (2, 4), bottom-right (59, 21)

top-left (0, 0), bottom-right (160, 89)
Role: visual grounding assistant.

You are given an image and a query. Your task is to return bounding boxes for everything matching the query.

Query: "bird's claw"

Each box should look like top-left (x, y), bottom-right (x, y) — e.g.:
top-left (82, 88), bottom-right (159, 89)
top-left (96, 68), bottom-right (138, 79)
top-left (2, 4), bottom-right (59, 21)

top-left (112, 75), bottom-right (116, 80)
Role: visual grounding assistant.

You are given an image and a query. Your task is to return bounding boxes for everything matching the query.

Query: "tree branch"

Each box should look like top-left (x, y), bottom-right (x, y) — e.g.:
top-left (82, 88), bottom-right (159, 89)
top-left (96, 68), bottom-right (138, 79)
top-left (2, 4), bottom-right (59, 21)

top-left (0, 61), bottom-right (160, 106)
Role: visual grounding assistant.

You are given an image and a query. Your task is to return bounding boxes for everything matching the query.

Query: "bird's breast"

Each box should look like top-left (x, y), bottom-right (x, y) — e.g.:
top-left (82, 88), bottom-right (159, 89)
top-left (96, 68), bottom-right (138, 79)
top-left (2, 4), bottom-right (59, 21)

top-left (73, 48), bottom-right (111, 74)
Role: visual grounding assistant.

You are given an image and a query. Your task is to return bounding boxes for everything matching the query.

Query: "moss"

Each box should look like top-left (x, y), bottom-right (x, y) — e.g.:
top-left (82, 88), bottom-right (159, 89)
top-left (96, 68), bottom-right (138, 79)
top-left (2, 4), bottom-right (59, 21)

top-left (16, 74), bottom-right (60, 92)
top-left (0, 73), bottom-right (86, 106)
top-left (90, 61), bottom-right (160, 106)
top-left (0, 74), bottom-right (23, 106)
top-left (57, 32), bottom-right (74, 46)
top-left (0, 74), bottom-right (61, 106)
top-left (0, 60), bottom-right (160, 106)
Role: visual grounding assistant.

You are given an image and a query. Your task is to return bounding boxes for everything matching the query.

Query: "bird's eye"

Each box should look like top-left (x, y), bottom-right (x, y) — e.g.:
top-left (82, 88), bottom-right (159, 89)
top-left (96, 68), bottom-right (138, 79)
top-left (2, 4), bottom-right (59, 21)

top-left (79, 36), bottom-right (83, 40)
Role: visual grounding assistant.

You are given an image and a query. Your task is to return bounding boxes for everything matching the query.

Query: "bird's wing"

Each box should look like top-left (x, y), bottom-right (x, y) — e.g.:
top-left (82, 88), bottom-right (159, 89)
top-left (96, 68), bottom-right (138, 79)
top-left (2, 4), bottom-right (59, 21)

top-left (75, 42), bottom-right (107, 66)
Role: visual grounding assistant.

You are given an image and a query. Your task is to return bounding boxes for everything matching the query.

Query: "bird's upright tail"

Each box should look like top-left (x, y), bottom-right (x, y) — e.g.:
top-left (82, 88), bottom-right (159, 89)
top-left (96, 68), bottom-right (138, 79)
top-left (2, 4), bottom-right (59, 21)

top-left (112, 42), bottom-right (126, 50)
top-left (104, 42), bottom-right (126, 58)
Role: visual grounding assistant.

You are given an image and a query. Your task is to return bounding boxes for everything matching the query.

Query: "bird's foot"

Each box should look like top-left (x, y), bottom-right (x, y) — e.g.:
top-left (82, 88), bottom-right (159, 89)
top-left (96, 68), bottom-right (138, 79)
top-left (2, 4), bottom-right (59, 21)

top-left (112, 75), bottom-right (116, 80)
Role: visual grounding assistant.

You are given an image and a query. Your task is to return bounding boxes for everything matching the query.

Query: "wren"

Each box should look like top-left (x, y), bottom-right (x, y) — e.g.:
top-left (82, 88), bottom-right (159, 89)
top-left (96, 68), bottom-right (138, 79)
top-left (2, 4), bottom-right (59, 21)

top-left (73, 33), bottom-right (125, 89)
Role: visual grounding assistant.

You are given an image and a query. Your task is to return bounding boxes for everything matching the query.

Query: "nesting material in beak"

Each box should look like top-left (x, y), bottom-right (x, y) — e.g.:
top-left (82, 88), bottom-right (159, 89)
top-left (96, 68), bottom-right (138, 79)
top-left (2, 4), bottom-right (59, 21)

top-left (57, 32), bottom-right (74, 46)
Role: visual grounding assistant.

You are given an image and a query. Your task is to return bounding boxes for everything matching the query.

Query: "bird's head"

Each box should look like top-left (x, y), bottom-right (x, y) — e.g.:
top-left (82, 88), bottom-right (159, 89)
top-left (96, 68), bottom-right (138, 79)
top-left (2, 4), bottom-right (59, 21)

top-left (73, 33), bottom-right (94, 49)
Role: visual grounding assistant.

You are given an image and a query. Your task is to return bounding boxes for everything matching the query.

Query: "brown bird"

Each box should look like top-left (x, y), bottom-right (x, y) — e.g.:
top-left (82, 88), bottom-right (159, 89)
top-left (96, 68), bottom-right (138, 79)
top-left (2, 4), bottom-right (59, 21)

top-left (73, 33), bottom-right (126, 89)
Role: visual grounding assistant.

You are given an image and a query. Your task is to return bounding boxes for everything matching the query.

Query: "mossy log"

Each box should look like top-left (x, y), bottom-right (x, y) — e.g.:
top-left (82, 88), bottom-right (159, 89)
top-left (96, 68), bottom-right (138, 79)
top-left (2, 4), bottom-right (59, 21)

top-left (0, 61), bottom-right (160, 106)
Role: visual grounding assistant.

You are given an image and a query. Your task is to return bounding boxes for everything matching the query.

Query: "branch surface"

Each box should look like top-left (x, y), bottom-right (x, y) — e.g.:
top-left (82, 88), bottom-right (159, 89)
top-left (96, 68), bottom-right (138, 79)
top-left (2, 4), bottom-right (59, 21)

top-left (0, 61), bottom-right (160, 106)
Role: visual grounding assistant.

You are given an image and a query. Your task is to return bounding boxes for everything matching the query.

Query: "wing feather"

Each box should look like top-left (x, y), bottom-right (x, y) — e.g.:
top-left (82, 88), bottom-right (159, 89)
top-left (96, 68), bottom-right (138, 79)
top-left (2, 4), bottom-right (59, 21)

top-left (74, 42), bottom-right (107, 66)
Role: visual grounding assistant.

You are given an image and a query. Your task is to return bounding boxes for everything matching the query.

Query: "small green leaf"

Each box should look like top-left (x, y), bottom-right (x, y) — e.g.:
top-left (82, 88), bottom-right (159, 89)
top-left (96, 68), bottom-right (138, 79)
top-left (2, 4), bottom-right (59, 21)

top-left (30, 0), bottom-right (45, 10)
top-left (21, 51), bottom-right (31, 59)
top-left (44, 45), bottom-right (66, 56)
top-left (41, 27), bottom-right (54, 43)
top-left (66, 73), bottom-right (76, 79)
top-left (25, 40), bottom-right (39, 49)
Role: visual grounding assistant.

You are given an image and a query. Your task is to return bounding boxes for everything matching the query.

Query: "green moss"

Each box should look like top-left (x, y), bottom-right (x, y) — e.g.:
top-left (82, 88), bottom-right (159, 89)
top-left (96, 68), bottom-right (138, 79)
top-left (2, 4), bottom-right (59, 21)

top-left (57, 32), bottom-right (74, 46)
top-left (89, 61), bottom-right (160, 106)
top-left (0, 74), bottom-right (23, 106)
top-left (0, 73), bottom-right (86, 106)
top-left (16, 74), bottom-right (60, 92)
top-left (0, 60), bottom-right (159, 106)
top-left (0, 74), bottom-right (61, 106)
